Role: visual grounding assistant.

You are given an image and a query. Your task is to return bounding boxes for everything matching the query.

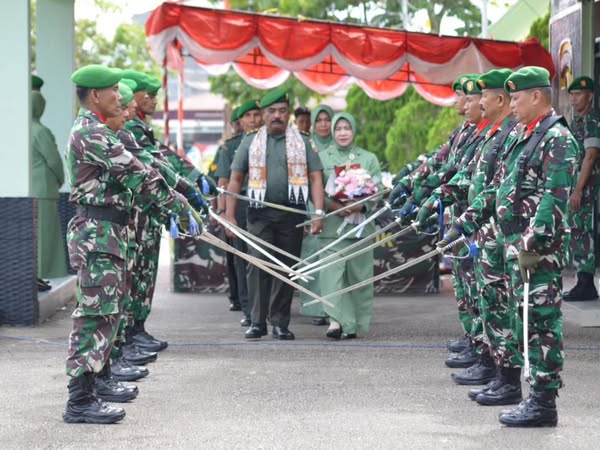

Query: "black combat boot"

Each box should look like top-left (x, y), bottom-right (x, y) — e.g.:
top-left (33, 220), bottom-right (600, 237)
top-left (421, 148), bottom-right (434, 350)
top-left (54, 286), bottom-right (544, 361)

top-left (499, 389), bottom-right (558, 427)
top-left (130, 320), bottom-right (168, 352)
top-left (447, 334), bottom-right (470, 353)
top-left (111, 346), bottom-right (149, 382)
top-left (63, 373), bottom-right (126, 424)
top-left (95, 364), bottom-right (139, 403)
top-left (468, 368), bottom-right (502, 400)
top-left (445, 340), bottom-right (478, 368)
top-left (476, 367), bottom-right (522, 405)
top-left (451, 352), bottom-right (496, 385)
top-left (122, 329), bottom-right (158, 365)
top-left (564, 272), bottom-right (598, 301)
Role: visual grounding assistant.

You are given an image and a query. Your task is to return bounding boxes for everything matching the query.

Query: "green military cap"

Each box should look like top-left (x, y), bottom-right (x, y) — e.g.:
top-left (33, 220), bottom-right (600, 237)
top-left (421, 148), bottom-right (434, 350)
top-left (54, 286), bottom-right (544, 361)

top-left (121, 70), bottom-right (149, 92)
top-left (146, 77), bottom-right (162, 95)
top-left (452, 74), bottom-right (478, 91)
top-left (259, 87), bottom-right (290, 109)
top-left (118, 82), bottom-right (134, 106)
top-left (71, 64), bottom-right (122, 89)
top-left (568, 76), bottom-right (594, 92)
top-left (120, 78), bottom-right (138, 92)
top-left (504, 66), bottom-right (551, 93)
top-left (477, 69), bottom-right (513, 90)
top-left (462, 76), bottom-right (482, 95)
top-left (31, 74), bottom-right (44, 90)
top-left (230, 106), bottom-right (240, 123)
top-left (238, 99), bottom-right (261, 117)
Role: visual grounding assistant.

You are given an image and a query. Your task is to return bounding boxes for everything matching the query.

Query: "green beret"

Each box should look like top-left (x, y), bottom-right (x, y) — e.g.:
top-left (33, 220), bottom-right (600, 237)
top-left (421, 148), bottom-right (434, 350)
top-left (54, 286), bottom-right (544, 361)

top-left (238, 99), bottom-right (261, 118)
top-left (71, 64), bottom-right (122, 89)
top-left (230, 107), bottom-right (240, 123)
top-left (568, 76), bottom-right (594, 92)
top-left (120, 78), bottom-right (138, 92)
top-left (462, 76), bottom-right (482, 95)
top-left (146, 77), bottom-right (162, 95)
top-left (118, 82), bottom-right (134, 106)
top-left (477, 69), bottom-right (513, 91)
top-left (259, 88), bottom-right (290, 109)
top-left (505, 66), bottom-right (551, 93)
top-left (31, 74), bottom-right (44, 90)
top-left (452, 74), bottom-right (478, 91)
top-left (121, 70), bottom-right (149, 92)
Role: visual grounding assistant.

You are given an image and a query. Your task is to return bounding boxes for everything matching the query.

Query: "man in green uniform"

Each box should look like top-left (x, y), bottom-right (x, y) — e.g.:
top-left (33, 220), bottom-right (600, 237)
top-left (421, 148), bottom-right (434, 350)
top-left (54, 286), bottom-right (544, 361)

top-left (30, 75), bottom-right (68, 280)
top-left (446, 67), bottom-right (578, 427)
top-left (63, 65), bottom-right (197, 424)
top-left (564, 76), bottom-right (600, 301)
top-left (226, 88), bottom-right (325, 340)
top-left (215, 99), bottom-right (263, 325)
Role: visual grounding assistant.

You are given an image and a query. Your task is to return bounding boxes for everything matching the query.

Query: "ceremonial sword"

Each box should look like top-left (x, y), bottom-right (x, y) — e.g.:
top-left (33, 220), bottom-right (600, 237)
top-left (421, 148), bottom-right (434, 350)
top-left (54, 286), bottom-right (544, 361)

top-left (523, 269), bottom-right (532, 382)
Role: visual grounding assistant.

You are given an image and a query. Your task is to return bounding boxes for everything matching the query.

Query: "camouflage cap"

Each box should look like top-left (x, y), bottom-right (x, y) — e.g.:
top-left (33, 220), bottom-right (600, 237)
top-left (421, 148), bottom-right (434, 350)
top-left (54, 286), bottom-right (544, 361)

top-left (71, 64), bottom-right (122, 89)
top-left (504, 66), bottom-right (551, 93)
top-left (238, 99), bottom-right (261, 117)
top-left (568, 76), bottom-right (594, 92)
top-left (118, 82), bottom-right (134, 106)
top-left (452, 74), bottom-right (478, 91)
top-left (462, 76), bottom-right (482, 95)
top-left (31, 74), bottom-right (44, 90)
top-left (121, 70), bottom-right (149, 92)
top-left (477, 69), bottom-right (513, 91)
top-left (259, 88), bottom-right (289, 109)
top-left (146, 77), bottom-right (162, 95)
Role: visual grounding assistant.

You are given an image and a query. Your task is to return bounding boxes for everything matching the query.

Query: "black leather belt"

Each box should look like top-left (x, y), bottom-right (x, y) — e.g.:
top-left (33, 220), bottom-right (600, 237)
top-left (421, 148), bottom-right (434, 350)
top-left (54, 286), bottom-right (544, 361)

top-left (76, 205), bottom-right (130, 226)
top-left (498, 219), bottom-right (527, 235)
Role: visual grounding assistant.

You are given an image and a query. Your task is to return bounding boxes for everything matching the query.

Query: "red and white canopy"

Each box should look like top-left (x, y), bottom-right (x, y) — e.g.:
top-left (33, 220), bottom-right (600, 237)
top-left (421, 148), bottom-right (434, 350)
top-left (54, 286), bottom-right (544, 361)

top-left (145, 3), bottom-right (554, 106)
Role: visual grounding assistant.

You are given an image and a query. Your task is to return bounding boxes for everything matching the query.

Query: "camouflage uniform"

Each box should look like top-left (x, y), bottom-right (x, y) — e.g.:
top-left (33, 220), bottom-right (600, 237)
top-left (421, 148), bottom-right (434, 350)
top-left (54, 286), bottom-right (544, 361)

top-left (568, 110), bottom-right (600, 274)
top-left (65, 108), bottom-right (185, 377)
top-left (457, 112), bottom-right (578, 390)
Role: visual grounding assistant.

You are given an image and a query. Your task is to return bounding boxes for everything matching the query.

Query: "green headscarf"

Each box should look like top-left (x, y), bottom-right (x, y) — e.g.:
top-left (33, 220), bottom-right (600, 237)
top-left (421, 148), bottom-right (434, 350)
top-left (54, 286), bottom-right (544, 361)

top-left (310, 104), bottom-right (334, 151)
top-left (331, 112), bottom-right (357, 151)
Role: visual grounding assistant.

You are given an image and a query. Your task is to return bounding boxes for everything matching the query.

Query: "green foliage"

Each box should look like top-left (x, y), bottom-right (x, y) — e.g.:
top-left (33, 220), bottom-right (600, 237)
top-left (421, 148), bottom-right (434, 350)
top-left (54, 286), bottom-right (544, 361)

top-left (344, 85), bottom-right (409, 169)
top-left (527, 6), bottom-right (550, 50)
top-left (426, 106), bottom-right (461, 151)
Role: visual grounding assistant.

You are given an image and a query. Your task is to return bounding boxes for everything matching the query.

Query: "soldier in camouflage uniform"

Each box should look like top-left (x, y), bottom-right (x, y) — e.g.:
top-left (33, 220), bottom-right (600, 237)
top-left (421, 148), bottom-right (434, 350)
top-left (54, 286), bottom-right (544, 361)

top-left (445, 67), bottom-right (578, 427)
top-left (215, 99), bottom-right (263, 325)
top-left (564, 76), bottom-right (600, 301)
top-left (63, 65), bottom-right (197, 424)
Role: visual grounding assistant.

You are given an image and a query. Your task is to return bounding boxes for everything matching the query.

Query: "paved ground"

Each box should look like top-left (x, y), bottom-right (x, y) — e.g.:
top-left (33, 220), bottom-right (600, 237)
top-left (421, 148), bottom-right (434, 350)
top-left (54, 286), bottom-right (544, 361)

top-left (1, 263), bottom-right (600, 449)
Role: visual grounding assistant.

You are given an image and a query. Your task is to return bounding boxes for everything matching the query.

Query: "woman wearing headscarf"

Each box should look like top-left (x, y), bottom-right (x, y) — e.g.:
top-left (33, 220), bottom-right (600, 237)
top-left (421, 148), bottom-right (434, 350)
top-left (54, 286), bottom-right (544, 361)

top-left (317, 112), bottom-right (381, 339)
top-left (298, 105), bottom-right (334, 325)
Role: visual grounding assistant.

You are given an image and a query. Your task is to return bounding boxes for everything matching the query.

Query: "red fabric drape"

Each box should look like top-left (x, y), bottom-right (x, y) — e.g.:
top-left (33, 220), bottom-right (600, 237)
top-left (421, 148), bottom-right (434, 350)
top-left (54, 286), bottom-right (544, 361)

top-left (146, 3), bottom-right (555, 104)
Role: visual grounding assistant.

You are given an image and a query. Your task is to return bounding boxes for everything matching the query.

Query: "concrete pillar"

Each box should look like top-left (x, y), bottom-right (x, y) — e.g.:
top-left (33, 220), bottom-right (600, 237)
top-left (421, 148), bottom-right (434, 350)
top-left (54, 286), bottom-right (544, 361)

top-left (0, 1), bottom-right (30, 197)
top-left (36, 0), bottom-right (75, 192)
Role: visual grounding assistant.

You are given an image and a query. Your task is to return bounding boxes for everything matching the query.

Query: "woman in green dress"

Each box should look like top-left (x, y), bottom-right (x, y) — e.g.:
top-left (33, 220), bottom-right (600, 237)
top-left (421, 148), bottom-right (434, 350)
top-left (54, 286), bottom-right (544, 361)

top-left (317, 112), bottom-right (381, 339)
top-left (298, 105), bottom-right (334, 325)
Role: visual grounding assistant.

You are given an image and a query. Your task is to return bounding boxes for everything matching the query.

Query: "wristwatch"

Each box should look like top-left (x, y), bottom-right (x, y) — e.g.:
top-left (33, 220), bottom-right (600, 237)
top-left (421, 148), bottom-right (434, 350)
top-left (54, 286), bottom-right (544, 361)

top-left (314, 209), bottom-right (325, 216)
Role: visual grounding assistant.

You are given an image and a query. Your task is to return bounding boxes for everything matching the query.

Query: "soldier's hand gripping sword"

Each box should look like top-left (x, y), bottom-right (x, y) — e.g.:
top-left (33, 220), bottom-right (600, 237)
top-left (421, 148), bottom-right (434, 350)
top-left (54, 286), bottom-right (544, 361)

top-left (302, 234), bottom-right (468, 307)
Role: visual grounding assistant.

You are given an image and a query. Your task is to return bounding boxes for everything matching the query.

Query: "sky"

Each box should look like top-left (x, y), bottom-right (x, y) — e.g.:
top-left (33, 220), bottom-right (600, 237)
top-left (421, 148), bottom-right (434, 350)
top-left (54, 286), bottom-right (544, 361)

top-left (75, 0), bottom-right (519, 38)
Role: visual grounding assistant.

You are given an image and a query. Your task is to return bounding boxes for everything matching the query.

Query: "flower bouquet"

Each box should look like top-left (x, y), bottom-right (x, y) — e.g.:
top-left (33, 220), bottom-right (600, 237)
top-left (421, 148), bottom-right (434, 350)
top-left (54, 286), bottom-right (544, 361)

top-left (325, 165), bottom-right (379, 236)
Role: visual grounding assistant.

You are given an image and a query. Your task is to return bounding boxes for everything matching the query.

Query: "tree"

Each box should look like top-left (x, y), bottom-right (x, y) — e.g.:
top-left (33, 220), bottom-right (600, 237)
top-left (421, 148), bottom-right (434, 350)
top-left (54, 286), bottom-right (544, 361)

top-left (426, 106), bottom-right (461, 151)
top-left (527, 6), bottom-right (550, 50)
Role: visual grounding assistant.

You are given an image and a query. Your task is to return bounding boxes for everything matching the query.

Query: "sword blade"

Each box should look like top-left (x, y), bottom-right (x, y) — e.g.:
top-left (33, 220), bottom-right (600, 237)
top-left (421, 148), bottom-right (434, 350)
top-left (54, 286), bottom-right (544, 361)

top-left (199, 232), bottom-right (333, 308)
top-left (295, 188), bottom-right (391, 228)
top-left (523, 273), bottom-right (531, 381)
top-left (303, 237), bottom-right (467, 307)
top-left (218, 188), bottom-right (321, 217)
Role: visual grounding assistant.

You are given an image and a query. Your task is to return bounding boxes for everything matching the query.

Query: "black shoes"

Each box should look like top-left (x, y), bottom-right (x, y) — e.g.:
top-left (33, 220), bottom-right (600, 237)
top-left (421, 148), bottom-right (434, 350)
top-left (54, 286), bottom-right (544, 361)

top-left (122, 342), bottom-right (157, 366)
top-left (564, 272), bottom-right (599, 301)
top-left (240, 317), bottom-right (251, 327)
top-left (245, 324), bottom-right (268, 339)
top-left (37, 278), bottom-right (52, 292)
top-left (229, 302), bottom-right (242, 311)
top-left (272, 326), bottom-right (295, 340)
top-left (445, 345), bottom-right (478, 368)
top-left (312, 317), bottom-right (329, 326)
top-left (326, 327), bottom-right (342, 340)
top-left (451, 354), bottom-right (496, 385)
top-left (499, 390), bottom-right (558, 427)
top-left (341, 333), bottom-right (357, 340)
top-left (111, 354), bottom-right (149, 382)
top-left (63, 373), bottom-right (126, 424)
top-left (447, 334), bottom-right (470, 353)
top-left (473, 367), bottom-right (522, 405)
top-left (95, 367), bottom-right (138, 403)
top-left (131, 320), bottom-right (168, 352)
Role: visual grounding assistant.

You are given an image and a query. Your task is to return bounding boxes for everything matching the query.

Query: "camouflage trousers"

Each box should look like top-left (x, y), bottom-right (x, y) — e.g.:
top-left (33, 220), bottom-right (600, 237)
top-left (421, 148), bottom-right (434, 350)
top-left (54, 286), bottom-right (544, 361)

top-left (569, 183), bottom-right (598, 274)
top-left (451, 259), bottom-right (471, 335)
top-left (66, 251), bottom-right (127, 377)
top-left (130, 221), bottom-right (162, 322)
top-left (473, 228), bottom-right (519, 368)
top-left (505, 253), bottom-right (564, 391)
